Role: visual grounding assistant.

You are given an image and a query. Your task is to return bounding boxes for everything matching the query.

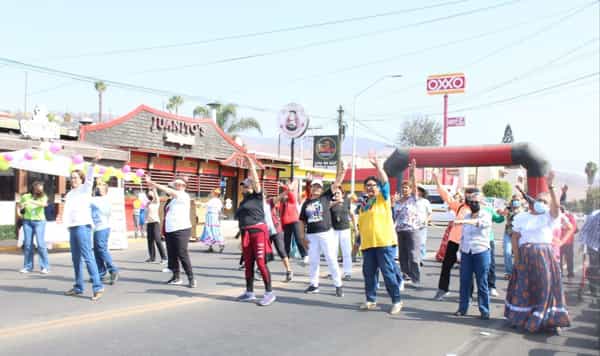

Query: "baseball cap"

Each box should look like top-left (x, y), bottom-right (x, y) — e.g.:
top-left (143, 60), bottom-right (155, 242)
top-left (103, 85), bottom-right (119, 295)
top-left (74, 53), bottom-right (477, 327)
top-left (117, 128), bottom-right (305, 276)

top-left (240, 178), bottom-right (252, 187)
top-left (173, 178), bottom-right (187, 186)
top-left (311, 179), bottom-right (324, 187)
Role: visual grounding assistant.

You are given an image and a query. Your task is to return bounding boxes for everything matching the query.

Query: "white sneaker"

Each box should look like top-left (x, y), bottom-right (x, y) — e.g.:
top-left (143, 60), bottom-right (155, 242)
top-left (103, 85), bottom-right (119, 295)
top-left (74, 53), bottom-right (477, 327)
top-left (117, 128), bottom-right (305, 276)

top-left (19, 268), bottom-right (30, 274)
top-left (40, 269), bottom-right (49, 274)
top-left (302, 256), bottom-right (309, 266)
top-left (490, 288), bottom-right (499, 297)
top-left (399, 280), bottom-right (405, 291)
top-left (161, 268), bottom-right (171, 273)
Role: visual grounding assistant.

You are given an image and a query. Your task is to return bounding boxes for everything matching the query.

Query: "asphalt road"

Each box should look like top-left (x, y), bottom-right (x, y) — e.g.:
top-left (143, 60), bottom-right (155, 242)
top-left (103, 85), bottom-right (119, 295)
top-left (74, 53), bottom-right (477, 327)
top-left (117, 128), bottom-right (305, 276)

top-left (0, 225), bottom-right (598, 356)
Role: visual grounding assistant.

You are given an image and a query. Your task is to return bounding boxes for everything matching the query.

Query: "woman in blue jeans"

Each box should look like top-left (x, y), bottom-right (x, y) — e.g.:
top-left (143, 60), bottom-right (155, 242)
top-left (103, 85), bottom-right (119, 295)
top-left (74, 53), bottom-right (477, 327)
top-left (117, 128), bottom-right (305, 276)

top-left (91, 181), bottom-right (119, 285)
top-left (18, 181), bottom-right (49, 274)
top-left (63, 153), bottom-right (104, 301)
top-left (453, 192), bottom-right (492, 320)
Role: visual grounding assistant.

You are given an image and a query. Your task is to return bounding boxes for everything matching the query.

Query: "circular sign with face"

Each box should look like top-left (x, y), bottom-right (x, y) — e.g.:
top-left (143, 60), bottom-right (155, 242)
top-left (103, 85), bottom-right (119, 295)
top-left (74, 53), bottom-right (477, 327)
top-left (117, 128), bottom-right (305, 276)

top-left (278, 103), bottom-right (309, 138)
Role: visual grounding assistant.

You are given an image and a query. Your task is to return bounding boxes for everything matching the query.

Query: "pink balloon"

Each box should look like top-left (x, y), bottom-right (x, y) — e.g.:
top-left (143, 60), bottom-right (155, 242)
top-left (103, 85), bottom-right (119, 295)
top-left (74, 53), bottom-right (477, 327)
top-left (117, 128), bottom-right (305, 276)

top-left (24, 151), bottom-right (34, 160)
top-left (98, 166), bottom-right (106, 174)
top-left (3, 152), bottom-right (13, 162)
top-left (72, 154), bottom-right (84, 164)
top-left (49, 142), bottom-right (62, 154)
top-left (135, 168), bottom-right (145, 177)
top-left (122, 165), bottom-right (131, 173)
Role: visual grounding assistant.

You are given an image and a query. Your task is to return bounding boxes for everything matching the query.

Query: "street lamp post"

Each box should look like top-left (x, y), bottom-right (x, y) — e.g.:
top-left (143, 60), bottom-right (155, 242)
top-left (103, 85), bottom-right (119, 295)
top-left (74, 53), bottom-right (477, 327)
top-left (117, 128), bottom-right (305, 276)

top-left (350, 74), bottom-right (402, 195)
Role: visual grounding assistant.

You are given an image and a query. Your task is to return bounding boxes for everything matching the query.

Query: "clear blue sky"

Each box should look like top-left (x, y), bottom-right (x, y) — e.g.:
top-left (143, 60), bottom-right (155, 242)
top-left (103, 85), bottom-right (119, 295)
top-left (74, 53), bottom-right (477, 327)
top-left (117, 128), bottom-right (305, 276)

top-left (1, 0), bottom-right (598, 174)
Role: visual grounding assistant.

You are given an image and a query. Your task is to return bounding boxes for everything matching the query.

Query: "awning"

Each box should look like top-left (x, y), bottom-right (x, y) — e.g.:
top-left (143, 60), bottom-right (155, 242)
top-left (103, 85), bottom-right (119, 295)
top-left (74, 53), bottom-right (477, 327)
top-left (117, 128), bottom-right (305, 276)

top-left (7, 149), bottom-right (73, 177)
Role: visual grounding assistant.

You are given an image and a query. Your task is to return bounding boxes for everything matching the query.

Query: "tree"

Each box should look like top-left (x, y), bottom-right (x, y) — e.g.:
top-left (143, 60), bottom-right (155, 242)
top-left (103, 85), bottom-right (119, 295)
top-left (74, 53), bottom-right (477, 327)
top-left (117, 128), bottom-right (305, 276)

top-left (166, 96), bottom-right (184, 115)
top-left (482, 179), bottom-right (512, 200)
top-left (396, 116), bottom-right (441, 147)
top-left (193, 102), bottom-right (262, 135)
top-left (501, 124), bottom-right (514, 143)
top-left (94, 81), bottom-right (107, 122)
top-left (585, 161), bottom-right (598, 186)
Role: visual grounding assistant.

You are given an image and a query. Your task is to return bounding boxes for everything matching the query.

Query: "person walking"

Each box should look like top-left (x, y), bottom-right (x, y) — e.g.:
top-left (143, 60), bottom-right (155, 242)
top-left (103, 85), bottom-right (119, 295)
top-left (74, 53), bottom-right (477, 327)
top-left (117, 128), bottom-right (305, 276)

top-left (266, 195), bottom-right (293, 282)
top-left (279, 180), bottom-right (308, 264)
top-left (235, 155), bottom-right (276, 306)
top-left (299, 162), bottom-right (346, 297)
top-left (17, 181), bottom-right (49, 274)
top-left (453, 192), bottom-right (493, 320)
top-left (91, 181), bottom-right (119, 285)
top-left (357, 155), bottom-right (404, 314)
top-left (144, 187), bottom-right (167, 264)
top-left (330, 185), bottom-right (356, 281)
top-left (145, 176), bottom-right (196, 288)
top-left (199, 188), bottom-right (225, 253)
top-left (63, 153), bottom-right (104, 301)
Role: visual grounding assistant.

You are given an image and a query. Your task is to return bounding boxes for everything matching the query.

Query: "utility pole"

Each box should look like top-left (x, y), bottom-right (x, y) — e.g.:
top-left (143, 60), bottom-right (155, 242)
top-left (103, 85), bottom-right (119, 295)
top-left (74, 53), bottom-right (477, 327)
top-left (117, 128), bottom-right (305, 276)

top-left (337, 105), bottom-right (344, 171)
top-left (24, 71), bottom-right (28, 115)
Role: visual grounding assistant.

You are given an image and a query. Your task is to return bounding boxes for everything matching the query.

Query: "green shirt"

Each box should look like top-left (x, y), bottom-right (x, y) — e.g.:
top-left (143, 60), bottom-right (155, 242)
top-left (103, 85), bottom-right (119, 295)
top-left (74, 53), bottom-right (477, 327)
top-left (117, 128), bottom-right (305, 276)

top-left (483, 205), bottom-right (505, 241)
top-left (20, 193), bottom-right (47, 221)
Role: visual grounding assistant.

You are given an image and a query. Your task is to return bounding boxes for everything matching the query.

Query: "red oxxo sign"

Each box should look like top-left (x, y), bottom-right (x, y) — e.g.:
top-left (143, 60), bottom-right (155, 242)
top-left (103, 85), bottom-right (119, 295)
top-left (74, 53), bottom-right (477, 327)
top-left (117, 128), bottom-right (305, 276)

top-left (426, 73), bottom-right (466, 95)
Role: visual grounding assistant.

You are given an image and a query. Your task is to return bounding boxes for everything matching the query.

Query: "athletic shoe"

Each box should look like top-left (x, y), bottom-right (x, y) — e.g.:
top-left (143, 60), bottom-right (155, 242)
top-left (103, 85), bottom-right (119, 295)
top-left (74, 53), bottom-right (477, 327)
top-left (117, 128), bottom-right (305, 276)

top-left (109, 272), bottom-right (119, 285)
top-left (207, 246), bottom-right (214, 253)
top-left (167, 277), bottom-right (183, 285)
top-left (238, 264), bottom-right (244, 271)
top-left (258, 292), bottom-right (276, 306)
top-left (304, 285), bottom-right (319, 294)
top-left (19, 268), bottom-right (31, 274)
top-left (64, 288), bottom-right (82, 296)
top-left (399, 280), bottom-right (405, 292)
top-left (160, 260), bottom-right (168, 266)
top-left (40, 268), bottom-right (49, 274)
top-left (335, 286), bottom-right (344, 297)
top-left (91, 289), bottom-right (104, 301)
top-left (285, 271), bottom-right (293, 282)
top-left (144, 259), bottom-right (154, 263)
top-left (454, 310), bottom-right (466, 317)
top-left (359, 302), bottom-right (377, 311)
top-left (490, 288), bottom-right (499, 297)
top-left (389, 302), bottom-right (403, 315)
top-left (433, 289), bottom-right (450, 301)
top-left (218, 245), bottom-right (225, 253)
top-left (161, 268), bottom-right (171, 273)
top-left (302, 256), bottom-right (309, 266)
top-left (188, 278), bottom-right (197, 289)
top-left (100, 275), bottom-right (111, 283)
top-left (343, 274), bottom-right (352, 281)
top-left (237, 291), bottom-right (257, 302)
top-left (480, 313), bottom-right (490, 320)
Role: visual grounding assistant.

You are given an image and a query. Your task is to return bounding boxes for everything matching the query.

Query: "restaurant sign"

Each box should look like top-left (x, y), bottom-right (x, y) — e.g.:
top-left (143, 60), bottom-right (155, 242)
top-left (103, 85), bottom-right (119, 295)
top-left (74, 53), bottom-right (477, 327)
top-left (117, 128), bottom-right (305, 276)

top-left (151, 116), bottom-right (206, 137)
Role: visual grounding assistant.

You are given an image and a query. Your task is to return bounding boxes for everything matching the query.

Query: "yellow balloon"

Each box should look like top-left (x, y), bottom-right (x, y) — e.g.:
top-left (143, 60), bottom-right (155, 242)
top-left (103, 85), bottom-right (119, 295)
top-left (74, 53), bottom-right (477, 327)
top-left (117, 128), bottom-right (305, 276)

top-left (133, 200), bottom-right (141, 209)
top-left (44, 151), bottom-right (54, 161)
top-left (0, 160), bottom-right (9, 171)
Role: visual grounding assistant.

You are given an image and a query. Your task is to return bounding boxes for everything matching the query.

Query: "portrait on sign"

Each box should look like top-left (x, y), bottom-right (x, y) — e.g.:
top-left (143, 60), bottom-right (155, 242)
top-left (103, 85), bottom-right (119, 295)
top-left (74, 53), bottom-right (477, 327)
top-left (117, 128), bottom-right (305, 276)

top-left (278, 103), bottom-right (309, 138)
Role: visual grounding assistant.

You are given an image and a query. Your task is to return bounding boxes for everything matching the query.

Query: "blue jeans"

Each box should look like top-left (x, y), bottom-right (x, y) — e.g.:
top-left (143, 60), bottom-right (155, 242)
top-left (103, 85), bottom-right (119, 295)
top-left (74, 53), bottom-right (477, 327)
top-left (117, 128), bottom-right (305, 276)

top-left (459, 249), bottom-right (490, 316)
top-left (22, 220), bottom-right (49, 271)
top-left (363, 246), bottom-right (402, 304)
top-left (503, 233), bottom-right (513, 275)
top-left (93, 228), bottom-right (118, 277)
top-left (69, 225), bottom-right (103, 293)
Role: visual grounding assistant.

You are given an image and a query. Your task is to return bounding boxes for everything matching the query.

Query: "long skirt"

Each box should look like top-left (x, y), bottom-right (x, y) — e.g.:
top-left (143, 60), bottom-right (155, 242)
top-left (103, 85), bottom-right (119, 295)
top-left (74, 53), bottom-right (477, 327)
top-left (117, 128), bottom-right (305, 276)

top-left (504, 243), bottom-right (570, 332)
top-left (199, 212), bottom-right (224, 246)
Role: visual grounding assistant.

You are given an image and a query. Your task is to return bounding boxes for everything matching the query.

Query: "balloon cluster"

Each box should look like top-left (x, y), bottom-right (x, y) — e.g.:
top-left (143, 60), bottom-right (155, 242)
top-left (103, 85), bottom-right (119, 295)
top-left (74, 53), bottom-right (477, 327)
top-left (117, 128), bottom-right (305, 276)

top-left (0, 152), bottom-right (13, 171)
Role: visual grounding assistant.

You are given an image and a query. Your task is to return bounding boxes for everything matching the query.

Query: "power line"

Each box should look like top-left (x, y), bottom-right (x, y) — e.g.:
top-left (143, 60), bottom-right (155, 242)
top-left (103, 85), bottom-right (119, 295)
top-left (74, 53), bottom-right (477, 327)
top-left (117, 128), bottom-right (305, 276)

top-left (41, 0), bottom-right (473, 61)
top-left (133, 0), bottom-right (522, 75)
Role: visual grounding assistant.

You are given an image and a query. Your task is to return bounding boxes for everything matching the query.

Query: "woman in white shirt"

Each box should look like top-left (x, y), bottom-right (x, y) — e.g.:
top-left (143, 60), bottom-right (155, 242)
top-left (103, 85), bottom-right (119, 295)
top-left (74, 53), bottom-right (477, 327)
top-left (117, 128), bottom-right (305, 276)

top-left (199, 188), bottom-right (225, 253)
top-left (144, 188), bottom-right (167, 264)
top-left (504, 172), bottom-right (570, 334)
top-left (63, 153), bottom-right (104, 301)
top-left (145, 176), bottom-right (196, 288)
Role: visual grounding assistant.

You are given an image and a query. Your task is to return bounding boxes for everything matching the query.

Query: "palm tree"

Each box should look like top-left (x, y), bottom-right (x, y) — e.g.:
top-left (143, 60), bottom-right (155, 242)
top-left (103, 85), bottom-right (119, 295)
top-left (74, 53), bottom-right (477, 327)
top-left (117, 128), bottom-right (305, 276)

top-left (585, 161), bottom-right (598, 186)
top-left (94, 81), bottom-right (107, 122)
top-left (193, 102), bottom-right (262, 135)
top-left (166, 96), bottom-right (184, 115)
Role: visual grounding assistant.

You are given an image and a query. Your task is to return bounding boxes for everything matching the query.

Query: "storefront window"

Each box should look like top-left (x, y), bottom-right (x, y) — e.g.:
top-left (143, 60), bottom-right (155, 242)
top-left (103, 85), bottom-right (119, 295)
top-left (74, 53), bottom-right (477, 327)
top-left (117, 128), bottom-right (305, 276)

top-left (0, 168), bottom-right (15, 201)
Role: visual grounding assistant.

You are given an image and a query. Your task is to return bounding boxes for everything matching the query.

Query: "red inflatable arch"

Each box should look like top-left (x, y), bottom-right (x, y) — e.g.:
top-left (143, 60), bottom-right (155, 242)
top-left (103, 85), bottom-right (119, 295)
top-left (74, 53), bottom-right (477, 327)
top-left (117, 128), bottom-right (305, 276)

top-left (383, 143), bottom-right (550, 197)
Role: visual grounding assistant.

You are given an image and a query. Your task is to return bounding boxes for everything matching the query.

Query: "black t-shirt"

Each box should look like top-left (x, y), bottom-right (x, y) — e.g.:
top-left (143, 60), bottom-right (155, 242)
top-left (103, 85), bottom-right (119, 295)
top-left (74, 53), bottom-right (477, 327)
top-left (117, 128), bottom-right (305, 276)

top-left (300, 190), bottom-right (333, 234)
top-left (330, 197), bottom-right (351, 231)
top-left (235, 192), bottom-right (264, 229)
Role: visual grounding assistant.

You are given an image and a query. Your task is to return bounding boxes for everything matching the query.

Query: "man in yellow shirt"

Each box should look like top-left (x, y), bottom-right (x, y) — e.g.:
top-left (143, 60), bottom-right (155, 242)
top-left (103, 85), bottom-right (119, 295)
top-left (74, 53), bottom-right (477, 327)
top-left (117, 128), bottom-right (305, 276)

top-left (357, 157), bottom-right (411, 315)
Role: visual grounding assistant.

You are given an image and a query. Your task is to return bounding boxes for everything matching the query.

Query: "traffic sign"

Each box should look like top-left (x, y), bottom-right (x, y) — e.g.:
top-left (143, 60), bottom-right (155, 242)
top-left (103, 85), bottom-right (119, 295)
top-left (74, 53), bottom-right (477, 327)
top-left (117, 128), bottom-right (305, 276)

top-left (426, 73), bottom-right (466, 95)
top-left (447, 116), bottom-right (465, 127)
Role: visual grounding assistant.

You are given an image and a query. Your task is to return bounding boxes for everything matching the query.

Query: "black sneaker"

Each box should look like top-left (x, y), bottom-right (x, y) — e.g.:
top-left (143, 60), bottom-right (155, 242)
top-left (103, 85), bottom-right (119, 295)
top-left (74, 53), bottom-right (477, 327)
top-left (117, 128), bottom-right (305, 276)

top-left (285, 271), bottom-right (293, 282)
top-left (166, 275), bottom-right (182, 285)
top-left (304, 285), bottom-right (319, 294)
top-left (109, 271), bottom-right (119, 285)
top-left (188, 278), bottom-right (197, 288)
top-left (335, 286), bottom-right (344, 297)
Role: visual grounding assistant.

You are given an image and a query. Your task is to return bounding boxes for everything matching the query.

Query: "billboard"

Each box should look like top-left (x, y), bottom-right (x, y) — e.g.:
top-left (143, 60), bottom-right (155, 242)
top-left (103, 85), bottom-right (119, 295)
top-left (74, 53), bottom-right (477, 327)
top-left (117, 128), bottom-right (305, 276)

top-left (313, 135), bottom-right (338, 169)
top-left (426, 73), bottom-right (466, 95)
top-left (447, 116), bottom-right (466, 127)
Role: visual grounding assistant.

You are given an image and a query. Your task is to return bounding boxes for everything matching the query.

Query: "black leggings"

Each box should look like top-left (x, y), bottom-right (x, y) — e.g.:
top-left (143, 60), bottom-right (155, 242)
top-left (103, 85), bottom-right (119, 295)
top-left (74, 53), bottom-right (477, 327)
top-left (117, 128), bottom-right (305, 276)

top-left (438, 240), bottom-right (459, 292)
top-left (270, 232), bottom-right (287, 259)
top-left (165, 228), bottom-right (193, 279)
top-left (146, 222), bottom-right (166, 261)
top-left (283, 222), bottom-right (306, 258)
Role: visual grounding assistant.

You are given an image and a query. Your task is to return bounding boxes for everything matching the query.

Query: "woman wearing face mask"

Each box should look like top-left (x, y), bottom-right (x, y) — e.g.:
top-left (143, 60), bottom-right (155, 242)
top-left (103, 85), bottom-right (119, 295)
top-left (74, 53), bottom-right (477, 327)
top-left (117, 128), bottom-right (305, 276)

top-left (504, 172), bottom-right (570, 334)
top-left (17, 181), bottom-right (49, 274)
top-left (330, 185), bottom-right (356, 281)
top-left (91, 181), bottom-right (119, 284)
top-left (63, 153), bottom-right (104, 301)
top-left (453, 192), bottom-right (493, 319)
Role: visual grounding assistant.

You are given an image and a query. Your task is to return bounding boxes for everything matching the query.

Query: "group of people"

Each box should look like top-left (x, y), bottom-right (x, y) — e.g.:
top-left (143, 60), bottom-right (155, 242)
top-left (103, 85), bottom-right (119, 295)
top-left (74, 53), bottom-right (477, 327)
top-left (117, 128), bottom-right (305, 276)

top-left (17, 152), bottom-right (585, 334)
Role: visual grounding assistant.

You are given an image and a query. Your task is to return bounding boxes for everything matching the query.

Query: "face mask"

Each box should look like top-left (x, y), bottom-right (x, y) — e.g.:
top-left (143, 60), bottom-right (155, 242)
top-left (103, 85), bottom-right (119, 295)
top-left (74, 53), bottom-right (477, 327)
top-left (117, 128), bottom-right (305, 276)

top-left (511, 200), bottom-right (521, 208)
top-left (467, 200), bottom-right (480, 213)
top-left (533, 201), bottom-right (548, 214)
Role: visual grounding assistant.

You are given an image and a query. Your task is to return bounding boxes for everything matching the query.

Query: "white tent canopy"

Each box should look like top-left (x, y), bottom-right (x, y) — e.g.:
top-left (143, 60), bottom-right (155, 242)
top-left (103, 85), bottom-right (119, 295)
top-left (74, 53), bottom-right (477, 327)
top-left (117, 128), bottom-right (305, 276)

top-left (8, 149), bottom-right (72, 177)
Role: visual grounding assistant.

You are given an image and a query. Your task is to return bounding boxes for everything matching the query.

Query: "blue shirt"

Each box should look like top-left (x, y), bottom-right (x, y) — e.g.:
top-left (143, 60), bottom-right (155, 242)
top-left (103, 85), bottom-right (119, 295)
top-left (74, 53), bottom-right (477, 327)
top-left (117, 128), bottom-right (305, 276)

top-left (91, 196), bottom-right (111, 231)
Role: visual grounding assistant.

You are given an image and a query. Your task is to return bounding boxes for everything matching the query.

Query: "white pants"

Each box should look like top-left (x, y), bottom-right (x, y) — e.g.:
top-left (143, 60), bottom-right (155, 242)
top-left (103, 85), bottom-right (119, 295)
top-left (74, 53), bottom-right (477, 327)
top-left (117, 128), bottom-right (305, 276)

top-left (307, 230), bottom-right (342, 287)
top-left (333, 229), bottom-right (353, 275)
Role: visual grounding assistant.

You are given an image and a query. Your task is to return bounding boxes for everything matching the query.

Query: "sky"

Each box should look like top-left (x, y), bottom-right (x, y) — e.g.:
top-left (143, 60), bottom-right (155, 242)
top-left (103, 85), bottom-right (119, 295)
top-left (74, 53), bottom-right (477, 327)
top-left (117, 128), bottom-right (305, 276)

top-left (1, 0), bottom-right (598, 174)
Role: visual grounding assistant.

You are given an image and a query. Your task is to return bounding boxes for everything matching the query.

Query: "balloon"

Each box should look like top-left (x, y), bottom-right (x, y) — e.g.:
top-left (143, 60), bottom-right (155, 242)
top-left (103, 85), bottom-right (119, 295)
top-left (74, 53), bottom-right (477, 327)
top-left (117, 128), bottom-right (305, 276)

top-left (106, 167), bottom-right (114, 176)
top-left (0, 160), bottom-right (9, 171)
top-left (102, 173), bottom-right (111, 182)
top-left (122, 165), bottom-right (131, 173)
top-left (132, 176), bottom-right (141, 185)
top-left (31, 151), bottom-right (39, 160)
top-left (2, 152), bottom-right (13, 162)
top-left (69, 163), bottom-right (76, 172)
top-left (49, 142), bottom-right (62, 154)
top-left (72, 154), bottom-right (84, 164)
top-left (115, 170), bottom-right (124, 180)
top-left (24, 151), bottom-right (34, 160)
top-left (135, 169), bottom-right (145, 177)
top-left (98, 166), bottom-right (106, 175)
top-left (133, 199), bottom-right (141, 209)
top-left (44, 151), bottom-right (54, 161)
